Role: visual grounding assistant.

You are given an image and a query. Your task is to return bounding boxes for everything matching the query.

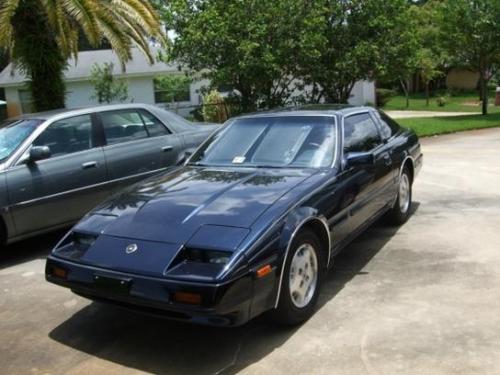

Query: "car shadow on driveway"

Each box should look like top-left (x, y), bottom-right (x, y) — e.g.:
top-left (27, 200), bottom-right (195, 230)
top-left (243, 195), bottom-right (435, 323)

top-left (0, 229), bottom-right (66, 271)
top-left (48, 204), bottom-right (419, 375)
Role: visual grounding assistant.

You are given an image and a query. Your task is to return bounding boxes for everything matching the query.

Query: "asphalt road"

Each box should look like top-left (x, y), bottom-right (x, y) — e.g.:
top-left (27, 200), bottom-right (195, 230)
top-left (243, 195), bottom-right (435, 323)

top-left (2, 128), bottom-right (500, 375)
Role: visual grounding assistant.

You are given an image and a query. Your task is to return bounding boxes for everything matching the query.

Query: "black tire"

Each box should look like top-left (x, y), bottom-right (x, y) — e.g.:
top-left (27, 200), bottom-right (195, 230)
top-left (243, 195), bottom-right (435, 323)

top-left (271, 229), bottom-right (325, 326)
top-left (387, 166), bottom-right (412, 225)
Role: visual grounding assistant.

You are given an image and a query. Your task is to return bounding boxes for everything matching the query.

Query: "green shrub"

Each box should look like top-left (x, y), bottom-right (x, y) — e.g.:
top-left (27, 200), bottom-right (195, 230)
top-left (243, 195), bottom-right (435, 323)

top-left (202, 90), bottom-right (230, 123)
top-left (436, 96), bottom-right (447, 107)
top-left (376, 88), bottom-right (397, 107)
top-left (487, 82), bottom-right (498, 91)
top-left (90, 63), bottom-right (128, 104)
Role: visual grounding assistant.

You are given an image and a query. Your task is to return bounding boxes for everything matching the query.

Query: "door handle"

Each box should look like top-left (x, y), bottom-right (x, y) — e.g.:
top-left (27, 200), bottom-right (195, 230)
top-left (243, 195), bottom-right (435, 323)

top-left (81, 161), bottom-right (98, 169)
top-left (162, 146), bottom-right (173, 152)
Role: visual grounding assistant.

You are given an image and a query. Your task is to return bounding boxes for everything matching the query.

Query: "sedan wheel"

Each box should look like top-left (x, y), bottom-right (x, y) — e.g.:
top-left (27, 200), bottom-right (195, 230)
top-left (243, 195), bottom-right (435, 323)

top-left (387, 166), bottom-right (413, 225)
top-left (272, 229), bottom-right (325, 325)
top-left (399, 173), bottom-right (411, 214)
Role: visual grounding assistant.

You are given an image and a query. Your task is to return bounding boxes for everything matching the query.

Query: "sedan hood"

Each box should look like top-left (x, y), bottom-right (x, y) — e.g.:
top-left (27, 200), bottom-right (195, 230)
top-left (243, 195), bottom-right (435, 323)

top-left (90, 166), bottom-right (317, 244)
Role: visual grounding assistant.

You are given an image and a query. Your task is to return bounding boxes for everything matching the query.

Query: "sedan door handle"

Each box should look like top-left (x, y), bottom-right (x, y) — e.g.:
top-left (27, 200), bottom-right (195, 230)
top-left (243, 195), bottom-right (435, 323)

top-left (162, 146), bottom-right (173, 152)
top-left (81, 161), bottom-right (98, 169)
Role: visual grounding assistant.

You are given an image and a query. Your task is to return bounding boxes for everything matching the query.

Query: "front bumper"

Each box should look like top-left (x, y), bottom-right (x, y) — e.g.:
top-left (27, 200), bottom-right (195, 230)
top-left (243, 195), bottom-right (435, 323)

top-left (46, 255), bottom-right (256, 326)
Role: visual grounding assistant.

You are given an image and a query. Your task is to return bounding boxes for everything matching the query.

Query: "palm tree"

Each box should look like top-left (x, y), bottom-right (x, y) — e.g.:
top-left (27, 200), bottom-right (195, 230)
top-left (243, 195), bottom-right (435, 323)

top-left (0, 0), bottom-right (164, 111)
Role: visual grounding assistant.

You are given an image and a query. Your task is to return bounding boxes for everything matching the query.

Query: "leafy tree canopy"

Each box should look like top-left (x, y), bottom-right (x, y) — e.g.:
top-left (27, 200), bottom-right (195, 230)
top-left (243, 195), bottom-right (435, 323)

top-left (160, 0), bottom-right (418, 108)
top-left (301, 0), bottom-right (418, 103)
top-left (160, 0), bottom-right (321, 111)
top-left (438, 0), bottom-right (500, 114)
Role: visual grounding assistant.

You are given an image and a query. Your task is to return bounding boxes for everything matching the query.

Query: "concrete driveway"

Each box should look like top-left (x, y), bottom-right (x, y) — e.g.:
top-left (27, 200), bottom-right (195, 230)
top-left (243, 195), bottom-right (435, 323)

top-left (2, 128), bottom-right (500, 375)
top-left (385, 110), bottom-right (475, 119)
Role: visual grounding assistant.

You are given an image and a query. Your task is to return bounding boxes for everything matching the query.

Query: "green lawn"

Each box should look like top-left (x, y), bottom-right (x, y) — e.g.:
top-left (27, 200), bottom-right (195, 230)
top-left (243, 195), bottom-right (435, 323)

top-left (384, 91), bottom-right (500, 113)
top-left (398, 113), bottom-right (500, 137)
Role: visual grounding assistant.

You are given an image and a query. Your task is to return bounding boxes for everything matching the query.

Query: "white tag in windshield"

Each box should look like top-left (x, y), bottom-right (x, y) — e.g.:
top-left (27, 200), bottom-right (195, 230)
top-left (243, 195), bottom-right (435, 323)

top-left (232, 156), bottom-right (246, 164)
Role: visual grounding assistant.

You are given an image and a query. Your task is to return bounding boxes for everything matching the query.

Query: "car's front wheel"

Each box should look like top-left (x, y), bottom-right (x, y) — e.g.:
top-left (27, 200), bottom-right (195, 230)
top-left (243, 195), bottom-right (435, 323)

top-left (272, 229), bottom-right (325, 325)
top-left (388, 166), bottom-right (412, 225)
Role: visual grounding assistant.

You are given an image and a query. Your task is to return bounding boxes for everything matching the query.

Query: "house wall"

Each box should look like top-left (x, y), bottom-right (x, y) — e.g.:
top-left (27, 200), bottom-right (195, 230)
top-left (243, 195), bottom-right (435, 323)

top-left (3, 76), bottom-right (375, 119)
top-left (349, 81), bottom-right (376, 106)
top-left (65, 76), bottom-right (156, 108)
top-left (291, 80), bottom-right (375, 106)
top-left (3, 77), bottom-right (165, 118)
top-left (446, 69), bottom-right (479, 90)
top-left (5, 87), bottom-right (22, 118)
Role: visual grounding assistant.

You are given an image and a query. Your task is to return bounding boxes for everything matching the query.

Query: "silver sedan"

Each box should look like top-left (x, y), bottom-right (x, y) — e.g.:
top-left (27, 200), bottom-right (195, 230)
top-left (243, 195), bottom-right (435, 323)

top-left (0, 103), bottom-right (217, 245)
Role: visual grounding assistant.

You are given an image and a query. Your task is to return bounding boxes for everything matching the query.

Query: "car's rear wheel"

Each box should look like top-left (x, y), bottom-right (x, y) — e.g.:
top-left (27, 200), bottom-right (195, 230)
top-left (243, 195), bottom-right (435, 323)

top-left (272, 229), bottom-right (325, 325)
top-left (388, 166), bottom-right (412, 225)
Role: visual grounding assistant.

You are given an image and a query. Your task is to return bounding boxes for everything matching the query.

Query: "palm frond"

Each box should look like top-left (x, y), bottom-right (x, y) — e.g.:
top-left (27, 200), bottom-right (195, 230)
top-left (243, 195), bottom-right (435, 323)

top-left (60, 0), bottom-right (100, 46)
top-left (94, 12), bottom-right (133, 68)
top-left (0, 0), bottom-right (20, 47)
top-left (111, 0), bottom-right (161, 35)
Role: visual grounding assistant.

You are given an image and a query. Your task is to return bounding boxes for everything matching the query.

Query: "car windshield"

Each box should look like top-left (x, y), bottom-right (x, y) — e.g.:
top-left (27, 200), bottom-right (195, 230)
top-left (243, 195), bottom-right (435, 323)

top-left (0, 119), bottom-right (44, 162)
top-left (189, 116), bottom-right (336, 168)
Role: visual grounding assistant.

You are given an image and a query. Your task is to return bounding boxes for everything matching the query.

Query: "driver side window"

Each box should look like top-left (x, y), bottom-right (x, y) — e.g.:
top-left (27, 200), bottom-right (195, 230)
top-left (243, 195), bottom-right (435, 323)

top-left (33, 115), bottom-right (93, 157)
top-left (344, 113), bottom-right (382, 153)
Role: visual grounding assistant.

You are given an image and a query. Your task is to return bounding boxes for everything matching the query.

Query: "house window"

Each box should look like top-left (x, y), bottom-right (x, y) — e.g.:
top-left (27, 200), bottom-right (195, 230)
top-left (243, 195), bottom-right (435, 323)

top-left (19, 90), bottom-right (34, 114)
top-left (154, 75), bottom-right (191, 104)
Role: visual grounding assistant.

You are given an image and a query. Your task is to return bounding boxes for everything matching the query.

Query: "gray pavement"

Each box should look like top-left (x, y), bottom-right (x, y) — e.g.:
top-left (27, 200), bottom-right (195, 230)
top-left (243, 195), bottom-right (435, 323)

top-left (2, 128), bottom-right (500, 374)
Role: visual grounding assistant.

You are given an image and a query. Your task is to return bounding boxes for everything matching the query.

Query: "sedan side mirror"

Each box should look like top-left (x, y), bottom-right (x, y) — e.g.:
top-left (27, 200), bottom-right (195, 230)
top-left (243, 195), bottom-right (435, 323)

top-left (345, 152), bottom-right (375, 168)
top-left (29, 146), bottom-right (51, 163)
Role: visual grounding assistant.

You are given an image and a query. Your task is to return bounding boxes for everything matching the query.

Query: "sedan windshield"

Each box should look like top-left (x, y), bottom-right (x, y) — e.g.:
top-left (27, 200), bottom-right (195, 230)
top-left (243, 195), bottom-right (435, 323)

top-left (190, 116), bottom-right (336, 168)
top-left (0, 119), bottom-right (44, 162)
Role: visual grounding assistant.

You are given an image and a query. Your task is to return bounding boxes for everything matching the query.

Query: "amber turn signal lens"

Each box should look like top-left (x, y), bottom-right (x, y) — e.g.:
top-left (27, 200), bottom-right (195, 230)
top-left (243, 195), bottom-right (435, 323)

top-left (256, 264), bottom-right (272, 278)
top-left (174, 291), bottom-right (202, 305)
top-left (51, 266), bottom-right (68, 279)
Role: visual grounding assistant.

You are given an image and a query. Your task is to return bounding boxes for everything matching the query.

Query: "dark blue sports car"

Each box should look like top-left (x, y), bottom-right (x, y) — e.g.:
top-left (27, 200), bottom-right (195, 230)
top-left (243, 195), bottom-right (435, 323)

top-left (46, 106), bottom-right (422, 326)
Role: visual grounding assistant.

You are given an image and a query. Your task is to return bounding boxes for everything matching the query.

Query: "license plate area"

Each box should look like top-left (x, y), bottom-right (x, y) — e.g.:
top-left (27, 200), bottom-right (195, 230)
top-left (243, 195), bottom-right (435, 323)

top-left (93, 274), bottom-right (132, 296)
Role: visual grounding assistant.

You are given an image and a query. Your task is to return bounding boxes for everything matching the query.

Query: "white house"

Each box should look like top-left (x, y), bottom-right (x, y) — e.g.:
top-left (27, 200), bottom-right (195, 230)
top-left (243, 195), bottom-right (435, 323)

top-left (0, 48), bottom-right (375, 119)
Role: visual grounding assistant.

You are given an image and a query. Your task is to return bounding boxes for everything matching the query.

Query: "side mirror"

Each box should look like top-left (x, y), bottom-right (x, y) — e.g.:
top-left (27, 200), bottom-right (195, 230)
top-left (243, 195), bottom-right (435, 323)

top-left (345, 152), bottom-right (375, 168)
top-left (29, 146), bottom-right (51, 163)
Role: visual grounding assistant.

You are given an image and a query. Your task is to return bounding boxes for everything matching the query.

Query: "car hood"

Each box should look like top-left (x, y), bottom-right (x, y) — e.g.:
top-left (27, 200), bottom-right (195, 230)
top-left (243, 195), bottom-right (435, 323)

top-left (88, 166), bottom-right (318, 244)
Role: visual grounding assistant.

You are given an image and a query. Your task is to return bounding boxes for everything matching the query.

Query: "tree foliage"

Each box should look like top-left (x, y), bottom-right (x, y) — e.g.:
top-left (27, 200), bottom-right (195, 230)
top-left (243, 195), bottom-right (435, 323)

top-left (409, 1), bottom-right (447, 106)
top-left (160, 0), bottom-right (320, 112)
top-left (154, 74), bottom-right (192, 103)
top-left (160, 0), bottom-right (418, 109)
top-left (90, 63), bottom-right (128, 104)
top-left (201, 90), bottom-right (230, 123)
top-left (438, 0), bottom-right (500, 115)
top-left (302, 0), bottom-right (418, 104)
top-left (0, 0), bottom-right (164, 112)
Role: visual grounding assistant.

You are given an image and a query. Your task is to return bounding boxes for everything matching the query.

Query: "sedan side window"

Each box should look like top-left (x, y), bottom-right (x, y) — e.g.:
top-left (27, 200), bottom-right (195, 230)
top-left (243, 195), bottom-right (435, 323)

top-left (344, 113), bottom-right (382, 153)
top-left (33, 114), bottom-right (93, 157)
top-left (139, 110), bottom-right (171, 137)
top-left (101, 110), bottom-right (149, 145)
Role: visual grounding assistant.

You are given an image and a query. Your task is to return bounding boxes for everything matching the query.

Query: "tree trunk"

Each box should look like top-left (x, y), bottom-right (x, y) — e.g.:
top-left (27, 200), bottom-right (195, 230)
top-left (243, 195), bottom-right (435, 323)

top-left (12, 0), bottom-right (67, 112)
top-left (400, 79), bottom-right (410, 108)
top-left (425, 82), bottom-right (430, 106)
top-left (479, 73), bottom-right (488, 115)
